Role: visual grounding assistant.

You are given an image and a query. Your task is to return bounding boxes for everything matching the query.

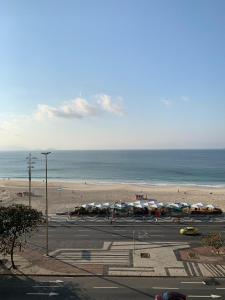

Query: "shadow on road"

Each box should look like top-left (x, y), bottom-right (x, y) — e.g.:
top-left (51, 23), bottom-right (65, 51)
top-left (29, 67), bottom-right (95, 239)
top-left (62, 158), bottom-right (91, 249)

top-left (0, 270), bottom-right (93, 299)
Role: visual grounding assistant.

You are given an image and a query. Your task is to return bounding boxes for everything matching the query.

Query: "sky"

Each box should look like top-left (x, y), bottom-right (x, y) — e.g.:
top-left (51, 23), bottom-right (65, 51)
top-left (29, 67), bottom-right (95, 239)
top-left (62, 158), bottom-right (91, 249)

top-left (0, 0), bottom-right (225, 150)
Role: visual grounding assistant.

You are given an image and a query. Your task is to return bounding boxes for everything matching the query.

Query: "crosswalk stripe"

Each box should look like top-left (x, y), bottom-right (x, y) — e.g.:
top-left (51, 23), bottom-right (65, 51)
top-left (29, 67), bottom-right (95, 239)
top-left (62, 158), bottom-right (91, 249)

top-left (215, 265), bottom-right (225, 276)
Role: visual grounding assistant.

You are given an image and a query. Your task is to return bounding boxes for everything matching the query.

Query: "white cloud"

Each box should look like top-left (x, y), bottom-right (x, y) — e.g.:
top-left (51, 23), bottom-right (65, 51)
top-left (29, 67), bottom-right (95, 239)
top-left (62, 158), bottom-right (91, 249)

top-left (180, 96), bottom-right (190, 102)
top-left (34, 94), bottom-right (124, 120)
top-left (160, 98), bottom-right (172, 108)
top-left (97, 94), bottom-right (123, 115)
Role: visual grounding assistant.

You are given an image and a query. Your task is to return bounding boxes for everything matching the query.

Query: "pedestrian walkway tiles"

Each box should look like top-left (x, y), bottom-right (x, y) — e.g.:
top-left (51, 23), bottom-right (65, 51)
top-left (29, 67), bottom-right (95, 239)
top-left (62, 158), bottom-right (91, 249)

top-left (183, 261), bottom-right (225, 277)
top-left (49, 214), bottom-right (225, 223)
top-left (49, 241), bottom-right (225, 277)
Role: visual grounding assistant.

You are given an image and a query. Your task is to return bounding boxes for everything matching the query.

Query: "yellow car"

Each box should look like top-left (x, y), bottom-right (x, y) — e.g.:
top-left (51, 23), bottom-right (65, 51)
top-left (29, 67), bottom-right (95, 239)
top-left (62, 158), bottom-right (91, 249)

top-left (179, 226), bottom-right (200, 236)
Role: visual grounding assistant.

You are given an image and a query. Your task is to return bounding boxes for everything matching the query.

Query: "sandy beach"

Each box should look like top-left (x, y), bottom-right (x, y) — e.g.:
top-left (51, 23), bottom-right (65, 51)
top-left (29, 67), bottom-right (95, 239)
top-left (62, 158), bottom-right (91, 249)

top-left (0, 179), bottom-right (224, 214)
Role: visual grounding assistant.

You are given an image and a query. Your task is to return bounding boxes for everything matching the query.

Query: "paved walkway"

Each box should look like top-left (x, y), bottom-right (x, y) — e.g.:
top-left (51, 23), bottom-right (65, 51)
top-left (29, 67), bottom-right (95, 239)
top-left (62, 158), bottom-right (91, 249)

top-left (1, 241), bottom-right (225, 277)
top-left (50, 214), bottom-right (225, 224)
top-left (48, 241), bottom-right (225, 277)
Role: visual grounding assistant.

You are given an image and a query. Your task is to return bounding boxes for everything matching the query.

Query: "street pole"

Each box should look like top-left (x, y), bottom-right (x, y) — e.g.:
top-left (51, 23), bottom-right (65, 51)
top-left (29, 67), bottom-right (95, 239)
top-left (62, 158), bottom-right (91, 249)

top-left (133, 230), bottom-right (135, 255)
top-left (41, 152), bottom-right (51, 256)
top-left (26, 153), bottom-right (37, 207)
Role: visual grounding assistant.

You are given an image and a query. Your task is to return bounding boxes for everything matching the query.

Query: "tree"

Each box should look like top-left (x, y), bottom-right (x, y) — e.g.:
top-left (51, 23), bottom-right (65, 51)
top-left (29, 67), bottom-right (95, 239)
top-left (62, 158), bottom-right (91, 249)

top-left (202, 232), bottom-right (224, 255)
top-left (0, 204), bottom-right (43, 269)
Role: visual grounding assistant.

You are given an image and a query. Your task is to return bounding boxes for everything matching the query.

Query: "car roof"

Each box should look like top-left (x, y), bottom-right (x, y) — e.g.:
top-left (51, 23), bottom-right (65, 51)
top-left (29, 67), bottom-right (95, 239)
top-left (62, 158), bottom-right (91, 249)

top-left (162, 291), bottom-right (185, 300)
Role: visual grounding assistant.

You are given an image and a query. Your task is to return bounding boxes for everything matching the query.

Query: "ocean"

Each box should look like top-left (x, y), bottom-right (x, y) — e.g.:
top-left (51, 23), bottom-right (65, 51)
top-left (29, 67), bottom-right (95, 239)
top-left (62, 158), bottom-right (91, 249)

top-left (0, 150), bottom-right (224, 187)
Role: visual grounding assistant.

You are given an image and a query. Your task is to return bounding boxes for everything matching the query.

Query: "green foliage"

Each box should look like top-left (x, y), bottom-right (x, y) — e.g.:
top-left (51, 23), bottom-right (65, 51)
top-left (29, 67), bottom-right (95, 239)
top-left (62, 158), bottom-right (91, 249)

top-left (201, 232), bottom-right (224, 254)
top-left (0, 204), bottom-right (43, 269)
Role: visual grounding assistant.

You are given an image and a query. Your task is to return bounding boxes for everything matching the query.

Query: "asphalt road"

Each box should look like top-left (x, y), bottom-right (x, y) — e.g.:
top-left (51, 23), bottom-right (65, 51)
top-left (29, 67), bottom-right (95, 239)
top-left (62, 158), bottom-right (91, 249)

top-left (0, 276), bottom-right (225, 299)
top-left (28, 222), bottom-right (225, 252)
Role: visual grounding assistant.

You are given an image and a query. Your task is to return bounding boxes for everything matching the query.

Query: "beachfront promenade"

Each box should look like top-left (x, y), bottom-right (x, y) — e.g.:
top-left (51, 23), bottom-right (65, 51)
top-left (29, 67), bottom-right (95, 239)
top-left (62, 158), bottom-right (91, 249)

top-left (2, 219), bottom-right (225, 299)
top-left (1, 219), bottom-right (225, 278)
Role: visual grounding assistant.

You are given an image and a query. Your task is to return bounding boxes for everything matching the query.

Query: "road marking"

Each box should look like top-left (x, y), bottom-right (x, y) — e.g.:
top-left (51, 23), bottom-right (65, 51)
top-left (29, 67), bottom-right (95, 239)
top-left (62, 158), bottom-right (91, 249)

top-left (93, 286), bottom-right (118, 289)
top-left (78, 230), bottom-right (91, 232)
top-left (152, 287), bottom-right (179, 290)
top-left (216, 288), bottom-right (225, 290)
top-left (33, 286), bottom-right (60, 288)
top-left (26, 292), bottom-right (59, 296)
top-left (48, 280), bottom-right (63, 283)
top-left (181, 281), bottom-right (206, 284)
top-left (188, 295), bottom-right (221, 299)
top-left (75, 234), bottom-right (89, 237)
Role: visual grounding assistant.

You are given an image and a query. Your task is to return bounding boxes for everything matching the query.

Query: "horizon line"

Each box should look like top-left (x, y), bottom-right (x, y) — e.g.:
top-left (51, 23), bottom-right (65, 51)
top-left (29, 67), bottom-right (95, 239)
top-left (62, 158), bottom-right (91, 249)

top-left (0, 148), bottom-right (225, 152)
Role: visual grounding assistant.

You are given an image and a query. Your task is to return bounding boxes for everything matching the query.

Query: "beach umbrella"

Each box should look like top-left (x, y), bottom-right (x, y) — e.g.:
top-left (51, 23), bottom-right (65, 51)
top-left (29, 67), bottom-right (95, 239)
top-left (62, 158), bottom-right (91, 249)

top-left (81, 204), bottom-right (87, 208)
top-left (157, 202), bottom-right (164, 207)
top-left (95, 204), bottom-right (102, 208)
top-left (168, 203), bottom-right (180, 208)
top-left (180, 202), bottom-right (189, 207)
top-left (149, 203), bottom-right (158, 208)
top-left (102, 202), bottom-right (110, 207)
top-left (134, 201), bottom-right (141, 205)
top-left (195, 202), bottom-right (204, 207)
top-left (191, 204), bottom-right (201, 208)
top-left (206, 204), bottom-right (215, 209)
top-left (115, 203), bottom-right (122, 209)
top-left (134, 204), bottom-right (142, 208)
top-left (127, 202), bottom-right (134, 207)
top-left (87, 202), bottom-right (95, 207)
top-left (148, 201), bottom-right (156, 205)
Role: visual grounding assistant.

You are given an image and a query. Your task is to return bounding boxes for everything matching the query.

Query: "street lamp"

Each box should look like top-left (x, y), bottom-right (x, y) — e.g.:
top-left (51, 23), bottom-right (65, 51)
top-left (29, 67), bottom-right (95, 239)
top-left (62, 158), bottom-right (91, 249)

top-left (41, 151), bottom-right (51, 256)
top-left (26, 153), bottom-right (37, 207)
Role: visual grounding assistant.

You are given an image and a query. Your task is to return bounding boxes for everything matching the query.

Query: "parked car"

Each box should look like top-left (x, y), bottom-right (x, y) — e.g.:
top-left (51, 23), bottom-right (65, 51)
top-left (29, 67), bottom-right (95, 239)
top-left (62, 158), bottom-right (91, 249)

top-left (179, 226), bottom-right (200, 236)
top-left (155, 291), bottom-right (186, 300)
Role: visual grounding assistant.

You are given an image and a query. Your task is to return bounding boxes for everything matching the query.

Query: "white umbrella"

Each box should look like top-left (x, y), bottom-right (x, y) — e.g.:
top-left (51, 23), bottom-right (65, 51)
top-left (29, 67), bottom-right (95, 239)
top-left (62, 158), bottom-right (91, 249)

top-left (102, 202), bottom-right (109, 207)
top-left (95, 204), bottom-right (102, 208)
top-left (134, 204), bottom-right (142, 208)
top-left (191, 204), bottom-right (200, 208)
top-left (181, 202), bottom-right (189, 206)
top-left (87, 202), bottom-right (95, 207)
top-left (149, 203), bottom-right (158, 208)
top-left (195, 202), bottom-right (204, 207)
top-left (81, 204), bottom-right (87, 208)
top-left (206, 204), bottom-right (215, 209)
top-left (168, 203), bottom-right (180, 208)
top-left (115, 203), bottom-right (122, 209)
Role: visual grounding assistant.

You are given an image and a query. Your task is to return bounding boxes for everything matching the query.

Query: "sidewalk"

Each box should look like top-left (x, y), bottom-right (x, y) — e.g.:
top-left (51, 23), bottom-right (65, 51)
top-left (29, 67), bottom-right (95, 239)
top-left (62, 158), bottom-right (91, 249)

top-left (1, 241), bottom-right (225, 277)
top-left (0, 247), bottom-right (104, 276)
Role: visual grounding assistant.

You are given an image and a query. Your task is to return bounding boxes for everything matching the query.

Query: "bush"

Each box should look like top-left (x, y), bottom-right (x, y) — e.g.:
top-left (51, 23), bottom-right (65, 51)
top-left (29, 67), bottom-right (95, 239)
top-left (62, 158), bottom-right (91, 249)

top-left (202, 232), bottom-right (224, 255)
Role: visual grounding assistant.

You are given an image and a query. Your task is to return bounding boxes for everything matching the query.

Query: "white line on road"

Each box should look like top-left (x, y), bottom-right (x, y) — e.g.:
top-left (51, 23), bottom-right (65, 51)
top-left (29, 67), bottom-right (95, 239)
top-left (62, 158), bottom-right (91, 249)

top-left (33, 286), bottom-right (60, 288)
top-left (26, 292), bottom-right (59, 296)
top-left (181, 281), bottom-right (206, 284)
top-left (93, 286), bottom-right (118, 289)
top-left (152, 287), bottom-right (179, 290)
top-left (78, 230), bottom-right (91, 232)
top-left (75, 234), bottom-right (89, 237)
top-left (216, 288), bottom-right (225, 290)
top-left (48, 280), bottom-right (64, 283)
top-left (188, 295), bottom-right (221, 299)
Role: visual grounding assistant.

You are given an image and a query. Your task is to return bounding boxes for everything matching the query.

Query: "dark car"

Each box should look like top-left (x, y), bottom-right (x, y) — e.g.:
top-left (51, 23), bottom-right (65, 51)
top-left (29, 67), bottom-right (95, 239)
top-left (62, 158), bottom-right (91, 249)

top-left (155, 291), bottom-right (186, 300)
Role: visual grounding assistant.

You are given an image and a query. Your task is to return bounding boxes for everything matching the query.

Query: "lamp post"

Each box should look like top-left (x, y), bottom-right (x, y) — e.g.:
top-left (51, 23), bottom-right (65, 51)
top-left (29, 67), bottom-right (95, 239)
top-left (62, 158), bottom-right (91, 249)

top-left (41, 151), bottom-right (51, 256)
top-left (26, 153), bottom-right (37, 207)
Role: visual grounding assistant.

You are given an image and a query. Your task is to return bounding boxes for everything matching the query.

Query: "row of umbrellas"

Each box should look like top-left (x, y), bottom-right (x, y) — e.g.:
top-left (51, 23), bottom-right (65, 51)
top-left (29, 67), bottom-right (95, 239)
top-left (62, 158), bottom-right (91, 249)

top-left (79, 201), bottom-right (217, 210)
